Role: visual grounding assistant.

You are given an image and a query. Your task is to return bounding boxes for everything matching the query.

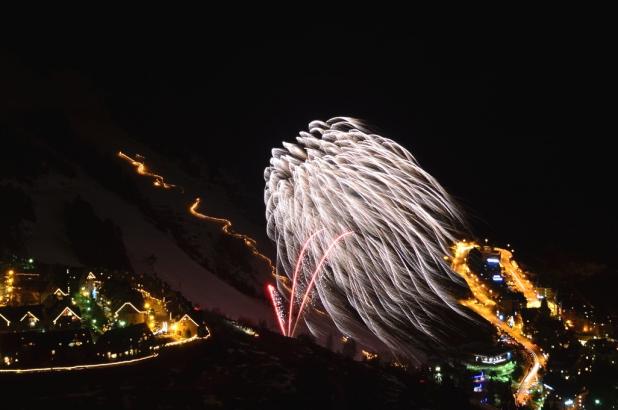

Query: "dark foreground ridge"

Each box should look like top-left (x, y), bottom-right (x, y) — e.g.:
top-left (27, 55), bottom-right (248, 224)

top-left (1, 310), bottom-right (474, 410)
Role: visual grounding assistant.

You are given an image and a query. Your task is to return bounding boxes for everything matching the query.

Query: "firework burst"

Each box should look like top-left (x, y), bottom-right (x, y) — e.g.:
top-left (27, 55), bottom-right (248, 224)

top-left (264, 117), bottom-right (480, 361)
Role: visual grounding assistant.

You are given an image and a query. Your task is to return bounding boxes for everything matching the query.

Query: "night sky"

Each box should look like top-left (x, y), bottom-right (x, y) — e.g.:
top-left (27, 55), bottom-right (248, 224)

top-left (4, 21), bottom-right (615, 289)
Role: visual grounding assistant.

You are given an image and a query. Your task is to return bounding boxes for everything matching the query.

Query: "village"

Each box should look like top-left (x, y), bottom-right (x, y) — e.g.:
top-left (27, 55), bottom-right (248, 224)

top-left (0, 256), bottom-right (209, 371)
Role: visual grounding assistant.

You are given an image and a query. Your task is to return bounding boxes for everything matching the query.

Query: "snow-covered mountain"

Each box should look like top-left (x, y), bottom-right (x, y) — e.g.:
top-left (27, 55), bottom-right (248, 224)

top-left (1, 65), bottom-right (276, 328)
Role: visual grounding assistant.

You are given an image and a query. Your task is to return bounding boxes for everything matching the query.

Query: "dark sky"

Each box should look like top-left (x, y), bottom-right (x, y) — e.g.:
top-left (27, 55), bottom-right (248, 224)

top-left (4, 21), bottom-right (616, 275)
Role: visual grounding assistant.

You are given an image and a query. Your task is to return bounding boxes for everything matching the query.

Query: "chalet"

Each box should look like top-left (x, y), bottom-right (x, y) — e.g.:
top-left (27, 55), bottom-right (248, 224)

top-left (0, 312), bottom-right (10, 331)
top-left (52, 287), bottom-right (69, 300)
top-left (0, 305), bottom-right (45, 332)
top-left (50, 304), bottom-right (82, 329)
top-left (84, 271), bottom-right (102, 294)
top-left (114, 302), bottom-right (146, 325)
top-left (173, 313), bottom-right (200, 338)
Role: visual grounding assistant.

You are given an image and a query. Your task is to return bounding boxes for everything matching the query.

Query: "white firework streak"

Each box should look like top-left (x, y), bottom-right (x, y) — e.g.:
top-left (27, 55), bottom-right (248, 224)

top-left (264, 117), bottom-right (481, 361)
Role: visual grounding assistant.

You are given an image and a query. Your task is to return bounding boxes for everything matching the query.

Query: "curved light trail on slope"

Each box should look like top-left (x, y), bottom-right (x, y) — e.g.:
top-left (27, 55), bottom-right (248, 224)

top-left (497, 247), bottom-right (540, 308)
top-left (452, 241), bottom-right (545, 407)
top-left (189, 197), bottom-right (277, 279)
top-left (117, 151), bottom-right (278, 283)
top-left (118, 152), bottom-right (180, 190)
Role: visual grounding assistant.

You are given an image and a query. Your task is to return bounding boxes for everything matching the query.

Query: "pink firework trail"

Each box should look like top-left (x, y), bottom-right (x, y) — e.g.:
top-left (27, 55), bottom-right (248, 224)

top-left (291, 231), bottom-right (354, 337)
top-left (266, 230), bottom-right (353, 337)
top-left (287, 229), bottom-right (325, 336)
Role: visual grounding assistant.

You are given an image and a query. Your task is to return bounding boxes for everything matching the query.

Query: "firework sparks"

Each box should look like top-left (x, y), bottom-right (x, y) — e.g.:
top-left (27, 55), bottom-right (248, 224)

top-left (264, 117), bottom-right (479, 360)
top-left (267, 284), bottom-right (287, 336)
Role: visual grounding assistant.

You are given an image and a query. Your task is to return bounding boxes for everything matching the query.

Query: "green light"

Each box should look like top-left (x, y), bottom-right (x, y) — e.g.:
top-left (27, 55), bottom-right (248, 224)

top-left (119, 320), bottom-right (126, 327)
top-left (28, 258), bottom-right (33, 264)
top-left (595, 399), bottom-right (601, 405)
top-left (92, 319), bottom-right (97, 324)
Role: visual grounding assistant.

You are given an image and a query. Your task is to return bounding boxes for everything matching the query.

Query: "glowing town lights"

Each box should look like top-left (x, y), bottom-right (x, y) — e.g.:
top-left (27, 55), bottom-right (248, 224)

top-left (495, 247), bottom-right (539, 307)
top-left (265, 117), bottom-right (479, 359)
top-left (452, 240), bottom-right (545, 407)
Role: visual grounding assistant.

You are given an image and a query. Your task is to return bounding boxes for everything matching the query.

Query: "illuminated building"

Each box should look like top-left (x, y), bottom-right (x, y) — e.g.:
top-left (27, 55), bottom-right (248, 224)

top-left (466, 247), bottom-right (502, 282)
top-left (51, 304), bottom-right (82, 328)
top-left (472, 349), bottom-right (513, 366)
top-left (114, 302), bottom-right (147, 326)
top-left (172, 314), bottom-right (200, 338)
top-left (0, 305), bottom-right (44, 331)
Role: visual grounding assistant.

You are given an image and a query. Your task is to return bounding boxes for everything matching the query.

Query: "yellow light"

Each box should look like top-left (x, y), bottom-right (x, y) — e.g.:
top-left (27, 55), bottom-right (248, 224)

top-left (144, 302), bottom-right (150, 309)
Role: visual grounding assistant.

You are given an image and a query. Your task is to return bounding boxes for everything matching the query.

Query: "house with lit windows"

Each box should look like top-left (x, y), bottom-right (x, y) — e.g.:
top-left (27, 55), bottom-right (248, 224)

top-left (173, 313), bottom-right (200, 338)
top-left (114, 302), bottom-right (147, 326)
top-left (0, 305), bottom-right (45, 331)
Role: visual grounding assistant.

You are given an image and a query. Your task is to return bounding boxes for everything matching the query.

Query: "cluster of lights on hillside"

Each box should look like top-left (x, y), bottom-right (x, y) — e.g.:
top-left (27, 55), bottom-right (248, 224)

top-left (451, 240), bottom-right (546, 407)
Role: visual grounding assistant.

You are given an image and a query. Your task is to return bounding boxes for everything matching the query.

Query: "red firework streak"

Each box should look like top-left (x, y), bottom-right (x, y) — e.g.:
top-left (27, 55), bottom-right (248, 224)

top-left (266, 230), bottom-right (354, 337)
top-left (290, 231), bottom-right (353, 336)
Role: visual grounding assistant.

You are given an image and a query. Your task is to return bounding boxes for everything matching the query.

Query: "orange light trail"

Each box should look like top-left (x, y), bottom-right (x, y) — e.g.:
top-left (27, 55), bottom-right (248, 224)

top-left (117, 151), bottom-right (277, 282)
top-left (189, 197), bottom-right (277, 278)
top-left (118, 151), bottom-right (178, 190)
top-left (496, 247), bottom-right (540, 308)
top-left (452, 241), bottom-right (545, 407)
top-left (0, 353), bottom-right (159, 374)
